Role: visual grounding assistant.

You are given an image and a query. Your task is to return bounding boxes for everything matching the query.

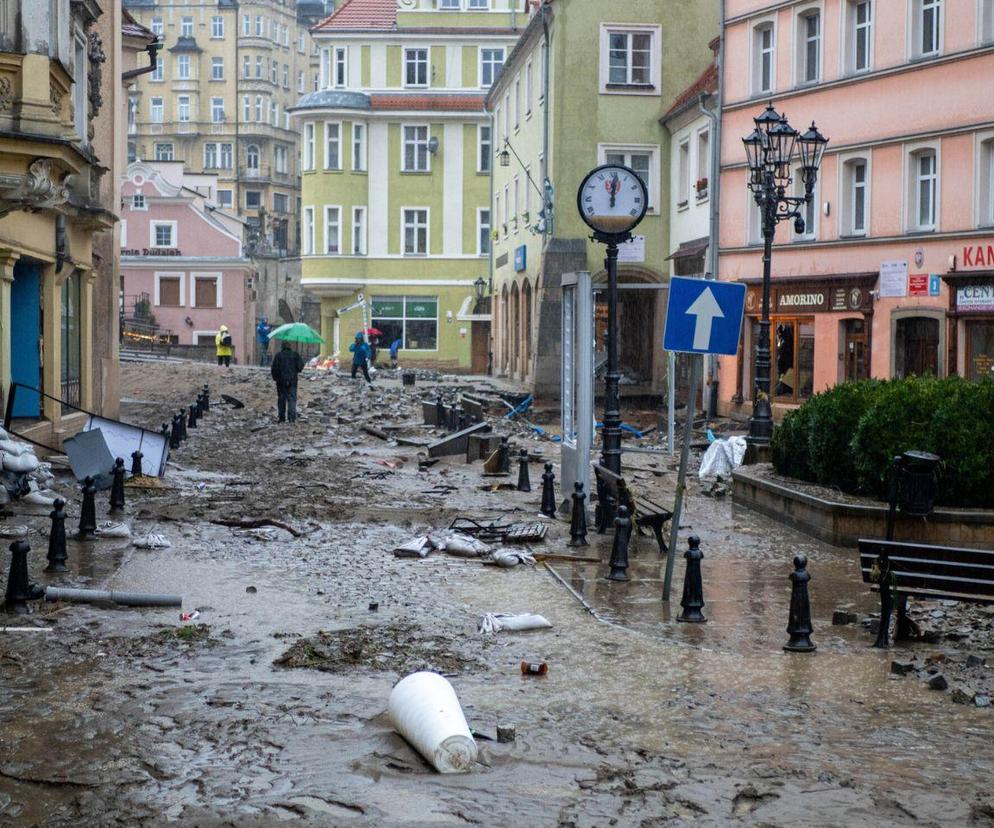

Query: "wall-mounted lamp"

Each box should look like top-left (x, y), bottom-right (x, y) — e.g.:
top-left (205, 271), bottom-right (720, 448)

top-left (498, 148), bottom-right (510, 167)
top-left (428, 136), bottom-right (439, 155)
top-left (474, 275), bottom-right (486, 300)
top-left (185, 316), bottom-right (194, 326)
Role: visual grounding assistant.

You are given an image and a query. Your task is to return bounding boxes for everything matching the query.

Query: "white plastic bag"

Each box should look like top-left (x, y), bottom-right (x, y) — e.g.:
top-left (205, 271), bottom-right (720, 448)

top-left (698, 436), bottom-right (748, 480)
top-left (478, 613), bottom-right (553, 635)
top-left (438, 533), bottom-right (490, 557)
top-left (133, 533), bottom-right (171, 549)
top-left (484, 548), bottom-right (537, 568)
top-left (95, 522), bottom-right (131, 539)
top-left (388, 672), bottom-right (478, 773)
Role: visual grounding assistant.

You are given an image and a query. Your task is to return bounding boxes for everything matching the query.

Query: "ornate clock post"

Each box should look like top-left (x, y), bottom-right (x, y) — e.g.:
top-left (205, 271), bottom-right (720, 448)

top-left (576, 165), bottom-right (649, 476)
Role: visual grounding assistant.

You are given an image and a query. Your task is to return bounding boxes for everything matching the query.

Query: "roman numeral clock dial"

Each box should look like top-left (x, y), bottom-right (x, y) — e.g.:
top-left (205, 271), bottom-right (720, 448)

top-left (576, 164), bottom-right (649, 239)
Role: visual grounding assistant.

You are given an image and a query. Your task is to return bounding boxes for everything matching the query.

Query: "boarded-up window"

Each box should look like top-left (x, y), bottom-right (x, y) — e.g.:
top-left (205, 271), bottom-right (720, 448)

top-left (158, 277), bottom-right (180, 306)
top-left (196, 334), bottom-right (216, 346)
top-left (195, 276), bottom-right (218, 308)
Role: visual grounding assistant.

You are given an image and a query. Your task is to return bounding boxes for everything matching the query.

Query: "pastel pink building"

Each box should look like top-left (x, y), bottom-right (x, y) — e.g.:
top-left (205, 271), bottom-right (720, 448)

top-left (718, 0), bottom-right (994, 418)
top-left (120, 161), bottom-right (256, 362)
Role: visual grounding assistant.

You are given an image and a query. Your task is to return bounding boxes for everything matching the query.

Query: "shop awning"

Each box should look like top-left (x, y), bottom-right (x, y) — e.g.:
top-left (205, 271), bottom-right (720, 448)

top-left (666, 236), bottom-right (709, 261)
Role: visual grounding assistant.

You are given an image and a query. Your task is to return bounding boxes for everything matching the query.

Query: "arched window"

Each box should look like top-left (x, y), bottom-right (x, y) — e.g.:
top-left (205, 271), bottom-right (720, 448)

top-left (246, 144), bottom-right (260, 170)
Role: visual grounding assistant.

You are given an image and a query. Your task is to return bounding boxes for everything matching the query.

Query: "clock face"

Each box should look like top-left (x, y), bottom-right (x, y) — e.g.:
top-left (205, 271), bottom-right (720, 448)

top-left (577, 164), bottom-right (648, 236)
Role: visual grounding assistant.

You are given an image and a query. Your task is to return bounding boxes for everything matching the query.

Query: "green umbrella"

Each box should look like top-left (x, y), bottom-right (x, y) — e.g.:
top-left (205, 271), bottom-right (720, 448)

top-left (268, 322), bottom-right (325, 344)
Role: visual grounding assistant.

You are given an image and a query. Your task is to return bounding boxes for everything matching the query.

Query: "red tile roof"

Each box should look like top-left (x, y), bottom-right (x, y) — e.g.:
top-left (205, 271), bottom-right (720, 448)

top-left (662, 62), bottom-right (718, 122)
top-left (313, 0), bottom-right (397, 31)
top-left (371, 94), bottom-right (486, 111)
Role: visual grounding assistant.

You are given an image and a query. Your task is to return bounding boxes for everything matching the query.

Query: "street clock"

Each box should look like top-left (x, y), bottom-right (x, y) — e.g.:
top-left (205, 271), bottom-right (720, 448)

top-left (576, 164), bottom-right (648, 240)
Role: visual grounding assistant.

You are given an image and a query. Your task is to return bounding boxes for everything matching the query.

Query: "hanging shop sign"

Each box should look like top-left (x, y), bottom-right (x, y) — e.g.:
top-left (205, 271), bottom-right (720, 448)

top-left (956, 284), bottom-right (994, 312)
top-left (746, 281), bottom-right (871, 314)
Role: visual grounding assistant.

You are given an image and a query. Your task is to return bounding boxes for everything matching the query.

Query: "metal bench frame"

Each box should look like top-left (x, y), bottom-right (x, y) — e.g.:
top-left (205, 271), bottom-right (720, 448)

top-left (593, 464), bottom-right (672, 554)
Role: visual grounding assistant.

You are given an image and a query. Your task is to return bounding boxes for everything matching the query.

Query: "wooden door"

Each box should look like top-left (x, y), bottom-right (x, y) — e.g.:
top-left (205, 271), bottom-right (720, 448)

top-left (471, 321), bottom-right (490, 374)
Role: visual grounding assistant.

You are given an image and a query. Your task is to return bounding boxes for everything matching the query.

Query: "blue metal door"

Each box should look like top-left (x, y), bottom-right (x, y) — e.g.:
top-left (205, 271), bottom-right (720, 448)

top-left (10, 261), bottom-right (41, 418)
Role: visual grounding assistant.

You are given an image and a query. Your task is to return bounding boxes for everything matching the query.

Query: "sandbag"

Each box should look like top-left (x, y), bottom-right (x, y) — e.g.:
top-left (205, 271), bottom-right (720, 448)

top-left (133, 533), bottom-right (171, 549)
top-left (388, 672), bottom-right (478, 774)
top-left (95, 522), bottom-right (131, 539)
top-left (2, 452), bottom-right (39, 474)
top-left (0, 439), bottom-right (28, 456)
top-left (478, 613), bottom-right (552, 635)
top-left (438, 533), bottom-right (489, 558)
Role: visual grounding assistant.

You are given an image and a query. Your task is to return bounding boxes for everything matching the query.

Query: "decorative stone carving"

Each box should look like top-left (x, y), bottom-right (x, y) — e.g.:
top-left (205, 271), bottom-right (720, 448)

top-left (0, 159), bottom-right (70, 218)
top-left (87, 31), bottom-right (105, 131)
top-left (51, 87), bottom-right (63, 117)
top-left (0, 76), bottom-right (11, 112)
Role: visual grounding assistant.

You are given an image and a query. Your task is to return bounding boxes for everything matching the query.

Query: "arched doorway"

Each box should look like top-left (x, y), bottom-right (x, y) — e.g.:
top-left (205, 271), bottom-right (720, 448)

top-left (498, 284), bottom-right (509, 374)
top-left (520, 278), bottom-right (532, 380)
top-left (509, 282), bottom-right (519, 379)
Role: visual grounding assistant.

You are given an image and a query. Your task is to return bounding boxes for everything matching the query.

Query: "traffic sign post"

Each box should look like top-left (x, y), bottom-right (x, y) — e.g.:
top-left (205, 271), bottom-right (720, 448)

top-left (661, 277), bottom-right (746, 601)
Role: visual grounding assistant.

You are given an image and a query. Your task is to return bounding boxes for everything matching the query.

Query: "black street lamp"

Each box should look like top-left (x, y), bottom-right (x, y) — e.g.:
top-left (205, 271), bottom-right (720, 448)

top-left (742, 104), bottom-right (827, 448)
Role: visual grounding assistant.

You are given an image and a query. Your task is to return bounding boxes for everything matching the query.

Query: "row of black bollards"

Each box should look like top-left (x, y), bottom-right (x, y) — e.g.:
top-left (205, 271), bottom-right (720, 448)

top-left (164, 384), bottom-right (211, 452)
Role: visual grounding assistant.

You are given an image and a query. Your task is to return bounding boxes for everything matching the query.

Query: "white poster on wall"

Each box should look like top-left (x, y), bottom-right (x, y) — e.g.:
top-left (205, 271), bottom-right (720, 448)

top-left (879, 260), bottom-right (908, 298)
top-left (618, 235), bottom-right (645, 263)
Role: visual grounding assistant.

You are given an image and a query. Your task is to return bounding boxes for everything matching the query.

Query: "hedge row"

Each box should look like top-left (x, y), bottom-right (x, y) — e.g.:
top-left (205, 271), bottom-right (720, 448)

top-left (770, 376), bottom-right (994, 508)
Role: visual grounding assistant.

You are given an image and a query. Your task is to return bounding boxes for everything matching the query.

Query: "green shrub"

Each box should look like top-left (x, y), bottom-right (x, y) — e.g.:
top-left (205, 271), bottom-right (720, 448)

top-left (926, 378), bottom-right (994, 507)
top-left (805, 380), bottom-right (881, 491)
top-left (771, 404), bottom-right (813, 481)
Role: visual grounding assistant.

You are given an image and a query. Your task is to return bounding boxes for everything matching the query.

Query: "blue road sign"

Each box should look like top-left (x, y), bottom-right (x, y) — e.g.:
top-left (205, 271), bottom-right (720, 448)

top-left (663, 276), bottom-right (746, 356)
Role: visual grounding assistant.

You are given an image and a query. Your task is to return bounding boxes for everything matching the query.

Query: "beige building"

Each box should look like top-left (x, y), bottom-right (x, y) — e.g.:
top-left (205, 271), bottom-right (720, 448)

top-left (123, 0), bottom-right (328, 260)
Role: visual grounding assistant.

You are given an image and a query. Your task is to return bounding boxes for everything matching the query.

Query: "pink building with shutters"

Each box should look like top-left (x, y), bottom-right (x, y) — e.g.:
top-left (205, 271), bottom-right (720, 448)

top-left (717, 0), bottom-right (994, 419)
top-left (120, 161), bottom-right (257, 362)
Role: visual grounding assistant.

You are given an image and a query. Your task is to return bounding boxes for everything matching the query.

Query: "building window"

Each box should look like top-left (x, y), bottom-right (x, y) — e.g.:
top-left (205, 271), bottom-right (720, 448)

top-left (676, 141), bottom-right (690, 208)
top-left (371, 296), bottom-right (438, 351)
top-left (895, 316), bottom-right (940, 377)
top-left (177, 54), bottom-right (191, 80)
top-left (696, 129), bottom-right (710, 199)
top-left (468, 0), bottom-right (488, 8)
top-left (154, 142), bottom-right (173, 161)
top-left (478, 124), bottom-right (491, 173)
top-left (540, 41), bottom-right (547, 100)
top-left (842, 158), bottom-right (868, 235)
top-left (602, 147), bottom-right (656, 211)
top-left (983, 0), bottom-right (994, 43)
top-left (211, 57), bottom-right (224, 80)
top-left (245, 190), bottom-right (262, 209)
top-left (303, 206), bottom-right (315, 253)
top-left (304, 123), bottom-right (315, 169)
top-left (913, 0), bottom-right (942, 57)
top-left (131, 193), bottom-right (146, 210)
top-left (60, 271), bottom-right (81, 409)
top-left (525, 60), bottom-right (533, 115)
top-left (324, 206), bottom-right (341, 254)
top-left (966, 320), bottom-right (994, 380)
top-left (193, 275), bottom-right (220, 308)
top-left (297, 70), bottom-right (305, 92)
top-left (752, 318), bottom-right (815, 402)
top-left (151, 57), bottom-right (163, 82)
top-left (271, 60), bottom-right (277, 84)
top-left (847, 1), bottom-right (873, 73)
top-left (478, 208), bottom-right (491, 256)
top-left (404, 48), bottom-right (428, 87)
top-left (793, 168), bottom-right (817, 240)
top-left (246, 144), bottom-right (260, 170)
top-left (403, 208), bottom-right (429, 255)
top-left (602, 26), bottom-right (659, 91)
top-left (273, 192), bottom-right (289, 213)
top-left (217, 189), bottom-right (232, 208)
top-left (513, 75), bottom-right (520, 128)
top-left (211, 97), bottom-right (225, 123)
top-left (980, 138), bottom-right (994, 226)
top-left (334, 47), bottom-right (347, 87)
top-left (177, 96), bottom-right (190, 122)
top-left (242, 95), bottom-right (250, 122)
top-left (352, 206), bottom-right (366, 255)
top-left (502, 183), bottom-right (509, 232)
top-left (283, 64), bottom-right (289, 89)
top-left (910, 148), bottom-right (937, 231)
top-left (242, 56), bottom-right (250, 78)
top-left (323, 122), bottom-right (341, 170)
top-left (352, 123), bottom-right (366, 171)
top-left (480, 47), bottom-right (504, 87)
top-left (298, 32), bottom-right (306, 53)
top-left (256, 56), bottom-right (264, 78)
top-left (753, 22), bottom-right (775, 94)
top-left (151, 16), bottom-right (163, 37)
top-left (242, 14), bottom-right (250, 36)
top-left (402, 125), bottom-right (430, 172)
top-left (211, 15), bottom-right (224, 38)
top-left (503, 93), bottom-right (509, 138)
top-left (156, 274), bottom-right (182, 307)
top-left (255, 15), bottom-right (263, 37)
top-left (274, 145), bottom-right (288, 174)
top-left (180, 16), bottom-right (193, 37)
top-left (440, 0), bottom-right (459, 7)
top-left (204, 143), bottom-right (218, 168)
top-left (513, 176), bottom-right (520, 229)
top-left (152, 222), bottom-right (175, 247)
top-left (797, 9), bottom-right (821, 84)
top-left (255, 95), bottom-right (263, 122)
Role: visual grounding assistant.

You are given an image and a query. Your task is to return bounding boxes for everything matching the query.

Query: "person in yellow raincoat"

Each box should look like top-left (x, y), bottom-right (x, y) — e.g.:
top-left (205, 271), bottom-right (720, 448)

top-left (215, 324), bottom-right (233, 367)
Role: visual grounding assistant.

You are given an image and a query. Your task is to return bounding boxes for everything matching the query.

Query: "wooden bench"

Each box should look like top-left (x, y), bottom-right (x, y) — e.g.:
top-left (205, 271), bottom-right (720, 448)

top-left (593, 464), bottom-right (672, 554)
top-left (857, 538), bottom-right (994, 645)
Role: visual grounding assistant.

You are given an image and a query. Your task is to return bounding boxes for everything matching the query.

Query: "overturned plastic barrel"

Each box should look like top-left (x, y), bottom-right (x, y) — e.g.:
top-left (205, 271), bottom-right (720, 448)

top-left (45, 587), bottom-right (182, 607)
top-left (388, 671), bottom-right (478, 773)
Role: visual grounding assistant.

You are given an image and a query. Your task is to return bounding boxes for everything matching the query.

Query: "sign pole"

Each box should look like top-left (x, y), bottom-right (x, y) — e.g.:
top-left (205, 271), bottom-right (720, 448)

top-left (667, 351), bottom-right (675, 456)
top-left (600, 242), bottom-right (622, 475)
top-left (663, 355), bottom-right (700, 602)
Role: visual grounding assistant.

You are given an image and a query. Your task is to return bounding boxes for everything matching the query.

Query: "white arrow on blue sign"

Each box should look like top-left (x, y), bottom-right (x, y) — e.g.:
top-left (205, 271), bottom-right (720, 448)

top-left (663, 276), bottom-right (746, 356)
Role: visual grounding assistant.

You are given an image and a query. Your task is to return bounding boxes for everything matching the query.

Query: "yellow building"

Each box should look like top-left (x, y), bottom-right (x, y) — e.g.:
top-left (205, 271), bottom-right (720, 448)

top-left (0, 0), bottom-right (155, 445)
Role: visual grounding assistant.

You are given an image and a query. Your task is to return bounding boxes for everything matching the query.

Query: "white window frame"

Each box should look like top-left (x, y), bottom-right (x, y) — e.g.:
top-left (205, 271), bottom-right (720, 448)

top-left (792, 167), bottom-right (819, 241)
top-left (303, 206), bottom-right (315, 254)
top-left (599, 24), bottom-right (661, 95)
top-left (843, 0), bottom-right (874, 74)
top-left (150, 220), bottom-right (178, 248)
top-left (151, 56), bottom-right (163, 82)
top-left (177, 54), bottom-right (191, 80)
top-left (246, 143), bottom-right (260, 170)
top-left (153, 142), bottom-right (173, 161)
top-left (982, 0), bottom-right (994, 44)
top-left (480, 47), bottom-right (504, 88)
top-left (513, 75), bottom-right (521, 129)
top-left (401, 124), bottom-right (431, 172)
top-left (468, 0), bottom-right (488, 8)
top-left (216, 189), bottom-right (233, 209)
top-left (352, 206), bottom-right (367, 255)
top-left (597, 143), bottom-right (661, 213)
top-left (478, 124), bottom-right (491, 173)
top-left (255, 95), bottom-right (263, 122)
top-left (696, 127), bottom-right (710, 201)
top-left (180, 16), bottom-right (193, 37)
top-left (211, 97), bottom-right (225, 123)
top-left (512, 175), bottom-right (520, 231)
top-left (324, 205), bottom-right (342, 254)
top-left (352, 123), bottom-right (366, 171)
top-left (477, 208), bottom-right (491, 256)
top-left (204, 142), bottom-right (218, 169)
top-left (905, 142), bottom-right (940, 232)
top-left (324, 121), bottom-right (341, 170)
top-left (525, 59), bottom-right (533, 115)
top-left (211, 15), bottom-right (224, 39)
top-left (244, 189), bottom-right (262, 210)
top-left (401, 207), bottom-right (430, 256)
top-left (334, 47), bottom-right (348, 87)
top-left (676, 140), bottom-right (690, 209)
top-left (404, 47), bottom-right (429, 88)
top-left (751, 19), bottom-right (776, 95)
top-left (154, 272), bottom-right (184, 307)
top-left (211, 57), bottom-right (224, 80)
top-left (242, 95), bottom-right (251, 122)
top-left (131, 192), bottom-right (147, 210)
top-left (255, 15), bottom-right (263, 37)
top-left (177, 95), bottom-right (190, 123)
top-left (191, 272), bottom-right (223, 309)
top-left (976, 130), bottom-right (994, 227)
top-left (910, 0), bottom-right (943, 59)
top-left (242, 14), bottom-right (250, 36)
top-left (151, 16), bottom-right (163, 37)
top-left (795, 4), bottom-right (822, 86)
top-left (439, 0), bottom-right (459, 7)
top-left (304, 123), bottom-right (316, 170)
top-left (839, 151), bottom-right (871, 237)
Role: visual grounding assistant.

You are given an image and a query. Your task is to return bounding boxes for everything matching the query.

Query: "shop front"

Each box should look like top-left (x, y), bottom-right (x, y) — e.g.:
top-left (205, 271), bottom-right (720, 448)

top-left (727, 273), bottom-right (876, 417)
top-left (942, 272), bottom-right (994, 382)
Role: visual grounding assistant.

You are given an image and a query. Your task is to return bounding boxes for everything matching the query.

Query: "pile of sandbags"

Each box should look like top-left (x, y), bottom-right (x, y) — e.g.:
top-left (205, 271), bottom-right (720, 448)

top-left (0, 427), bottom-right (59, 506)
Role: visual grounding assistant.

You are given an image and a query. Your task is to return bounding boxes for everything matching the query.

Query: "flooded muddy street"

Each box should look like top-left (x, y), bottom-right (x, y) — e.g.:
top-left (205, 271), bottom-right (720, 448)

top-left (1, 362), bottom-right (992, 827)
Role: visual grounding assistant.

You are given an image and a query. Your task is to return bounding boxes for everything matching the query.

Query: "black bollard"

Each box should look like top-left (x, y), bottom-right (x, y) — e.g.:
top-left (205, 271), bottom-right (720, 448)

top-left (678, 536), bottom-right (707, 623)
top-left (568, 481), bottom-right (589, 547)
top-left (177, 409), bottom-right (188, 441)
top-left (4, 540), bottom-right (34, 613)
top-left (457, 407), bottom-right (467, 432)
top-left (197, 391), bottom-right (207, 416)
top-left (78, 475), bottom-right (97, 539)
top-left (435, 395), bottom-right (444, 427)
top-left (202, 384), bottom-right (210, 412)
top-left (188, 403), bottom-right (198, 429)
top-left (109, 457), bottom-right (126, 513)
top-left (131, 450), bottom-right (144, 477)
top-left (169, 417), bottom-right (181, 450)
top-left (540, 463), bottom-right (557, 518)
top-left (872, 552), bottom-right (894, 649)
top-left (784, 553), bottom-right (817, 653)
top-left (516, 449), bottom-right (531, 492)
top-left (45, 498), bottom-right (68, 573)
top-left (607, 505), bottom-right (632, 581)
top-left (160, 422), bottom-right (170, 441)
top-left (498, 436), bottom-right (511, 474)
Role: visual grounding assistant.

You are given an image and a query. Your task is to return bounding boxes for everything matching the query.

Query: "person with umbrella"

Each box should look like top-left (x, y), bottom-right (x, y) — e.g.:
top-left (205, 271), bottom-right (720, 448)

top-left (367, 327), bottom-right (383, 366)
top-left (349, 331), bottom-right (373, 385)
top-left (266, 322), bottom-right (324, 421)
